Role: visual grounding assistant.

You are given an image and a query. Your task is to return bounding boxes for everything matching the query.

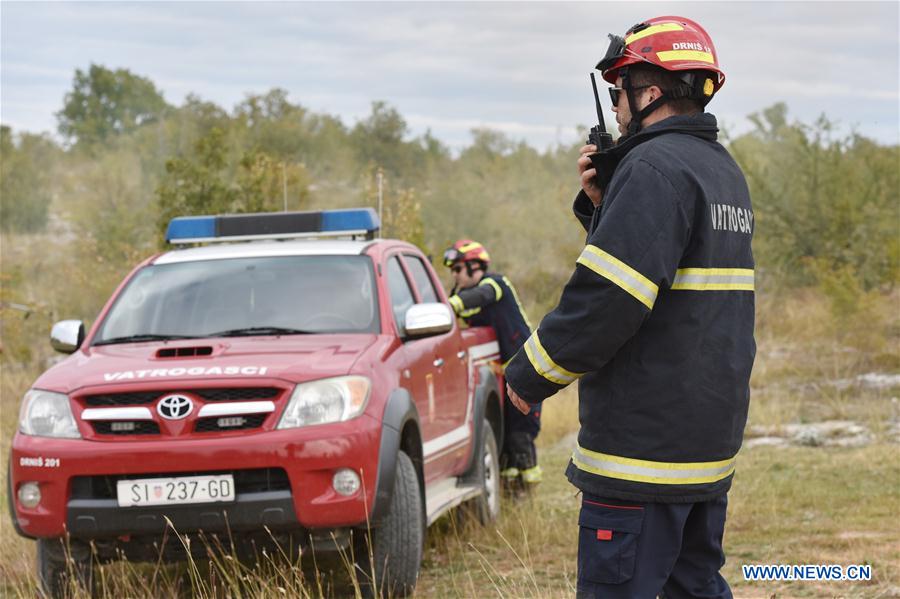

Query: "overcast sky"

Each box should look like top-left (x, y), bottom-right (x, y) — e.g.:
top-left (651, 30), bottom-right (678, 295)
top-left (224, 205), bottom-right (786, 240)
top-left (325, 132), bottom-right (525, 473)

top-left (2, 1), bottom-right (898, 151)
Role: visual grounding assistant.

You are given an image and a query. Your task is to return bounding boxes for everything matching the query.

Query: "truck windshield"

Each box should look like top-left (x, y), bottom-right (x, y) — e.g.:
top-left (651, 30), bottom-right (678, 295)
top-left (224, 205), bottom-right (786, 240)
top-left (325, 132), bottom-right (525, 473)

top-left (95, 255), bottom-right (380, 344)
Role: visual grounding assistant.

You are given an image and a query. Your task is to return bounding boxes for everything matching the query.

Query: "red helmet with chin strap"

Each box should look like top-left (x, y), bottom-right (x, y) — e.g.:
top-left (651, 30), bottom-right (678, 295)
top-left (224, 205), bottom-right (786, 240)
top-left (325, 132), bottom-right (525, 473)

top-left (597, 16), bottom-right (724, 134)
top-left (598, 16), bottom-right (725, 92)
top-left (443, 239), bottom-right (490, 269)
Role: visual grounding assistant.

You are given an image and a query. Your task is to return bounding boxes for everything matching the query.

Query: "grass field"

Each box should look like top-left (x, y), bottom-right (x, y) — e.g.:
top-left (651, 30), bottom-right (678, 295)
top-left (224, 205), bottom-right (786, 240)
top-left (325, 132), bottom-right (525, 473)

top-left (1, 291), bottom-right (898, 598)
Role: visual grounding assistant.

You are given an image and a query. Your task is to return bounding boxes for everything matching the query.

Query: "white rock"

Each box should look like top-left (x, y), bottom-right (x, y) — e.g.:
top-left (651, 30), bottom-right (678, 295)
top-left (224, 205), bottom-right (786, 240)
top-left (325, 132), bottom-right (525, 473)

top-left (744, 437), bottom-right (789, 449)
top-left (856, 372), bottom-right (900, 389)
top-left (745, 420), bottom-right (874, 448)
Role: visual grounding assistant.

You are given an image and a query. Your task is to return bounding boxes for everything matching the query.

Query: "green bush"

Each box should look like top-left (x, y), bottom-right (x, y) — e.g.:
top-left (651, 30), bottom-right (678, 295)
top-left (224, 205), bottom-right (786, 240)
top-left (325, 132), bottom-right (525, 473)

top-left (729, 103), bottom-right (899, 290)
top-left (0, 127), bottom-right (58, 233)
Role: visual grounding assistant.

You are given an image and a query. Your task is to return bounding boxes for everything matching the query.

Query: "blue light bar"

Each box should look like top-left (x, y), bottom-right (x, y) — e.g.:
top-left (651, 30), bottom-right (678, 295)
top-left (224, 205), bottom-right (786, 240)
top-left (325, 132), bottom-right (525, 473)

top-left (166, 208), bottom-right (381, 244)
top-left (321, 208), bottom-right (380, 233)
top-left (165, 216), bottom-right (216, 243)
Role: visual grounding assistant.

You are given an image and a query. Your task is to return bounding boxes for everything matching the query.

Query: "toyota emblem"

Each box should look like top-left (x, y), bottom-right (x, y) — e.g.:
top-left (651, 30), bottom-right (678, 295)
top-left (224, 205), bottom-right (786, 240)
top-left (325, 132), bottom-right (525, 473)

top-left (157, 394), bottom-right (193, 420)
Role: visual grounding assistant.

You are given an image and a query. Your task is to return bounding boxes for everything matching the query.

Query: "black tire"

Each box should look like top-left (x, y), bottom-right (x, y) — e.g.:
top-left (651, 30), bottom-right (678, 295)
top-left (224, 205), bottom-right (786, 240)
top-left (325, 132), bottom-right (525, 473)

top-left (459, 419), bottom-right (501, 526)
top-left (355, 450), bottom-right (423, 598)
top-left (37, 537), bottom-right (96, 598)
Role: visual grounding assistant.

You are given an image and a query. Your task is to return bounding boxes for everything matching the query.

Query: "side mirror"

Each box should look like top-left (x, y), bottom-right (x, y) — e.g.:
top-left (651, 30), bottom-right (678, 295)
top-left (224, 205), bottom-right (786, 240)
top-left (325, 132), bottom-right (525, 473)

top-left (404, 303), bottom-right (453, 338)
top-left (50, 320), bottom-right (85, 354)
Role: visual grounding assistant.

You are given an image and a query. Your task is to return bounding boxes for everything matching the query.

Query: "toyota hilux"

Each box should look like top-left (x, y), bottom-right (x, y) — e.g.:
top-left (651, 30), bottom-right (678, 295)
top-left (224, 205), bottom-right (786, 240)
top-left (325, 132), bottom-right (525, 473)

top-left (8, 208), bottom-right (504, 597)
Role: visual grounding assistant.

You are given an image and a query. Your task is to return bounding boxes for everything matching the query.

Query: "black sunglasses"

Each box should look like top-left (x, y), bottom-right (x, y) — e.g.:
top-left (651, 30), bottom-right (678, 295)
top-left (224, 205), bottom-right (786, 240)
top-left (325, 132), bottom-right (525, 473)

top-left (451, 265), bottom-right (464, 274)
top-left (608, 85), bottom-right (651, 107)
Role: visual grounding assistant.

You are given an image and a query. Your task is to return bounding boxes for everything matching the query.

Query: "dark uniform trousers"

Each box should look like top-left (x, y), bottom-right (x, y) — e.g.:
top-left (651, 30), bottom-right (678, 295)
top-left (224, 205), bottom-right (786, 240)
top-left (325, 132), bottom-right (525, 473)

top-left (576, 494), bottom-right (731, 599)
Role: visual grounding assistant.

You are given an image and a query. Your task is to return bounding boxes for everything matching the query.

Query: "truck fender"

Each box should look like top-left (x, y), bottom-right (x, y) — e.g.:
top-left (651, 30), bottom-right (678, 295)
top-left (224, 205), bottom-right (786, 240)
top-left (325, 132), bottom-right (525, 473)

top-left (460, 365), bottom-right (503, 483)
top-left (370, 388), bottom-right (421, 523)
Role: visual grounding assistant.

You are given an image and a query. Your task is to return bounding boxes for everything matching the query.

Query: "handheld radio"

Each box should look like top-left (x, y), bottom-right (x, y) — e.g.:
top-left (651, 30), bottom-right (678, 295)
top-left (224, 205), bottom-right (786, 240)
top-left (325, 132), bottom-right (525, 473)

top-left (586, 73), bottom-right (614, 151)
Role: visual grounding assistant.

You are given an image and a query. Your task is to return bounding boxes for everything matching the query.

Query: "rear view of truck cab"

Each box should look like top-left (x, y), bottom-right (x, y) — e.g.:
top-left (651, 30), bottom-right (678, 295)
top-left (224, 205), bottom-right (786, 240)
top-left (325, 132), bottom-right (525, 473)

top-left (8, 208), bottom-right (504, 597)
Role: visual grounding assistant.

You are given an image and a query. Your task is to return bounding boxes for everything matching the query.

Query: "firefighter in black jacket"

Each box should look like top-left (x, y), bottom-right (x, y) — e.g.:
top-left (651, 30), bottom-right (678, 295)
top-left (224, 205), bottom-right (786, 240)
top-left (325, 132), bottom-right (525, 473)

top-left (443, 240), bottom-right (542, 493)
top-left (505, 16), bottom-right (755, 598)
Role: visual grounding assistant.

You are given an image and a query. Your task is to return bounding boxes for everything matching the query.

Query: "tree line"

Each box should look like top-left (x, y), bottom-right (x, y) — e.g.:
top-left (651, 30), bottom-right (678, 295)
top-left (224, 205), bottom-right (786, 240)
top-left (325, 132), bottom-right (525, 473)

top-left (2, 64), bottom-right (897, 337)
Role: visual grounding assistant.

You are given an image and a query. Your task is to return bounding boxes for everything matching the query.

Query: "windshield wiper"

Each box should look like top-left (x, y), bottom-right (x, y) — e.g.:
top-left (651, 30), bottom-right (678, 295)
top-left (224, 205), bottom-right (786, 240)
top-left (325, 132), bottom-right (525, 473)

top-left (94, 334), bottom-right (202, 346)
top-left (208, 327), bottom-right (313, 337)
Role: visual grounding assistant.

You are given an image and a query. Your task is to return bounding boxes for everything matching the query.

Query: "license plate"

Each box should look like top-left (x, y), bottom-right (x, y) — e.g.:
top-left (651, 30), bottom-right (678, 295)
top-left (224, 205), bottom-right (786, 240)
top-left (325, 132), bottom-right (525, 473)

top-left (116, 474), bottom-right (235, 507)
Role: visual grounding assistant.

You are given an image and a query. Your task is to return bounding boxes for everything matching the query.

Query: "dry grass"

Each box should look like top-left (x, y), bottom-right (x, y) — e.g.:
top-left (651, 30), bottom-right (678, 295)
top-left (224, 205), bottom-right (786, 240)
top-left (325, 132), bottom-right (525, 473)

top-left (1, 286), bottom-right (898, 597)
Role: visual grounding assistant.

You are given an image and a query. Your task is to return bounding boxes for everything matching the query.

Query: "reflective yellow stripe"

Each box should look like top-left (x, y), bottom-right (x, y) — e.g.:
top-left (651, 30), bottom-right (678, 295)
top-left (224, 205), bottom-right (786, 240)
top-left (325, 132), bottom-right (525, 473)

top-left (457, 242), bottom-right (482, 253)
top-left (572, 444), bottom-right (736, 485)
top-left (503, 275), bottom-right (533, 330)
top-left (625, 23), bottom-right (684, 44)
top-left (459, 306), bottom-right (481, 318)
top-left (523, 331), bottom-right (583, 386)
top-left (656, 50), bottom-right (715, 64)
top-left (576, 245), bottom-right (658, 309)
top-left (672, 268), bottom-right (754, 291)
top-left (521, 465), bottom-right (543, 483)
top-left (479, 277), bottom-right (503, 301)
top-left (448, 295), bottom-right (464, 314)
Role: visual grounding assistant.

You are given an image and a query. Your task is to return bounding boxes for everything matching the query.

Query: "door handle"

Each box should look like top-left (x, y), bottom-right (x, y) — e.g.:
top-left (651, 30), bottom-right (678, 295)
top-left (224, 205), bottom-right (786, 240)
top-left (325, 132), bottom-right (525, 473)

top-left (456, 350), bottom-right (466, 359)
top-left (433, 358), bottom-right (445, 368)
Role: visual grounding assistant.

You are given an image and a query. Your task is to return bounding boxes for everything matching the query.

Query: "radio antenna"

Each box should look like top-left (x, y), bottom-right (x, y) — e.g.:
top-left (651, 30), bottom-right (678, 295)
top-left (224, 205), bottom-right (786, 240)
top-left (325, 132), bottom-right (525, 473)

top-left (590, 73), bottom-right (607, 133)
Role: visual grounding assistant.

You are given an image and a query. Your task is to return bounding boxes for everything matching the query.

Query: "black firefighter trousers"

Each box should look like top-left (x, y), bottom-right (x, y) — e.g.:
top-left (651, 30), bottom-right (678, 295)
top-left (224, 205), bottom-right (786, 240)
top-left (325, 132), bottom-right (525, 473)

top-left (575, 492), bottom-right (732, 599)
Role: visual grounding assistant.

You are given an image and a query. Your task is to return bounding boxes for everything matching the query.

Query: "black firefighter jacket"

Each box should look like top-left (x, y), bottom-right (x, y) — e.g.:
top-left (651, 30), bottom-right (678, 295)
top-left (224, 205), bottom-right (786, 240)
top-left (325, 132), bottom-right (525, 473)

top-left (449, 272), bottom-right (532, 364)
top-left (505, 113), bottom-right (756, 503)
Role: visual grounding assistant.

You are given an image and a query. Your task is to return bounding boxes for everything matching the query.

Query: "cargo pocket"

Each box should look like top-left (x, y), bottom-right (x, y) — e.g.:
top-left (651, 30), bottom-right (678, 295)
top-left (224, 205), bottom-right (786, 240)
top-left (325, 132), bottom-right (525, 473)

top-left (577, 499), bottom-right (644, 584)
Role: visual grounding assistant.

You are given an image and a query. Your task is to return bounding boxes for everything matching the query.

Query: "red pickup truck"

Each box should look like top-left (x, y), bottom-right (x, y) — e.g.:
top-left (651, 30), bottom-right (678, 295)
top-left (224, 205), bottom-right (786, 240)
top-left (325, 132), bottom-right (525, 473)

top-left (8, 209), bottom-right (504, 597)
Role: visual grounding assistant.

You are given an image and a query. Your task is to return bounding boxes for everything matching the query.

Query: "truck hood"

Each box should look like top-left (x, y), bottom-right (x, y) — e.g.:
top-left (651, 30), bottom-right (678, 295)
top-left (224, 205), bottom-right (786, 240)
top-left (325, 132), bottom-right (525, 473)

top-left (34, 335), bottom-right (379, 393)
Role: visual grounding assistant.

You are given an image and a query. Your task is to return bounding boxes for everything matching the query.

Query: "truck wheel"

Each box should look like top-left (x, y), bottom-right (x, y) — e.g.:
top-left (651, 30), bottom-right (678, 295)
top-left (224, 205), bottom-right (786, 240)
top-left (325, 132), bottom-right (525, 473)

top-left (37, 537), bottom-right (96, 598)
top-left (459, 419), bottom-right (501, 525)
top-left (355, 450), bottom-right (423, 598)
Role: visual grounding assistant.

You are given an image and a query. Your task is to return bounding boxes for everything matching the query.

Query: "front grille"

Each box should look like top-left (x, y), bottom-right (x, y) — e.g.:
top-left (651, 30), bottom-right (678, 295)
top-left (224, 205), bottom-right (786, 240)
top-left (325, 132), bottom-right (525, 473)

top-left (82, 387), bottom-right (281, 407)
top-left (194, 414), bottom-right (268, 433)
top-left (70, 468), bottom-right (291, 500)
top-left (84, 391), bottom-right (161, 407)
top-left (92, 421), bottom-right (161, 435)
top-left (194, 388), bottom-right (281, 402)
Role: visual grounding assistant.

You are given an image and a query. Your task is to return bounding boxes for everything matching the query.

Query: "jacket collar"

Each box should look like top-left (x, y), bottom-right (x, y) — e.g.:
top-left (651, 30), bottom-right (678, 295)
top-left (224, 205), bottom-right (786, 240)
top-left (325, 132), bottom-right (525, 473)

top-left (611, 112), bottom-right (719, 157)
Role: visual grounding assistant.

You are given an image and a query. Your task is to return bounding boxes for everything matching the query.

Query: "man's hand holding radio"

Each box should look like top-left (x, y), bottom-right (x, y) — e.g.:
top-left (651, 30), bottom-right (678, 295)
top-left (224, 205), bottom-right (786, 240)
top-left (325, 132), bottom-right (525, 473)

top-left (578, 144), bottom-right (603, 207)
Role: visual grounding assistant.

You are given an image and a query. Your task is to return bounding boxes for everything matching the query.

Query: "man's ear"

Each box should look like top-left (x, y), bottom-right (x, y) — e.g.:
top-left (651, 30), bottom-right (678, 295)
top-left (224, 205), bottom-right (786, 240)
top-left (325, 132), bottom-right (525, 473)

top-left (645, 85), bottom-right (664, 105)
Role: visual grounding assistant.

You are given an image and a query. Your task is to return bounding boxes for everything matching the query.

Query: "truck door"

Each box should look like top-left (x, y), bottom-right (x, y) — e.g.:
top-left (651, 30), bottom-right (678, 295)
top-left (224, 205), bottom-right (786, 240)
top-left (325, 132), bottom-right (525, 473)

top-left (386, 255), bottom-right (471, 480)
top-left (401, 253), bottom-right (469, 451)
top-left (384, 255), bottom-right (461, 482)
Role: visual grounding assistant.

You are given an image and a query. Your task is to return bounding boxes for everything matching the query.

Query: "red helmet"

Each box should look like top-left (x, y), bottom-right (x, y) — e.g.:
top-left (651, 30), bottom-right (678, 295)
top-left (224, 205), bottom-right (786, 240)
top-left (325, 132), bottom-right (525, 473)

top-left (443, 240), bottom-right (490, 268)
top-left (598, 16), bottom-right (725, 97)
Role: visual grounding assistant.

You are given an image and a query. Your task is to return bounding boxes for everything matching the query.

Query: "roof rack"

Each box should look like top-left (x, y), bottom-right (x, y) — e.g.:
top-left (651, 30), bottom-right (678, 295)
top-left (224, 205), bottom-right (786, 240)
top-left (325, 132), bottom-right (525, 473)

top-left (165, 208), bottom-right (380, 244)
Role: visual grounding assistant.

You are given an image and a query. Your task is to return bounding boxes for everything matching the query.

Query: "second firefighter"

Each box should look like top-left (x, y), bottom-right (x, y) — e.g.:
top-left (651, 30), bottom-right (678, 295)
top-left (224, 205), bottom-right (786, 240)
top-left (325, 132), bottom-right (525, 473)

top-left (443, 239), bottom-right (542, 493)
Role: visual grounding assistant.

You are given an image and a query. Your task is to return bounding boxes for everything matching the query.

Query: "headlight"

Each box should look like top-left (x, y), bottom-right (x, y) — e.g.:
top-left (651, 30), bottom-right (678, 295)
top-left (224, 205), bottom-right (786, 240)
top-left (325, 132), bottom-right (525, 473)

top-left (18, 389), bottom-right (81, 439)
top-left (277, 376), bottom-right (371, 429)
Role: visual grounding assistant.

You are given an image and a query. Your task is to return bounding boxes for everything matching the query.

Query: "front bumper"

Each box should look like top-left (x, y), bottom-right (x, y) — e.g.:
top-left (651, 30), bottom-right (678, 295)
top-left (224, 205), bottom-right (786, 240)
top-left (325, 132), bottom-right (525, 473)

top-left (67, 490), bottom-right (296, 538)
top-left (10, 415), bottom-right (382, 539)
